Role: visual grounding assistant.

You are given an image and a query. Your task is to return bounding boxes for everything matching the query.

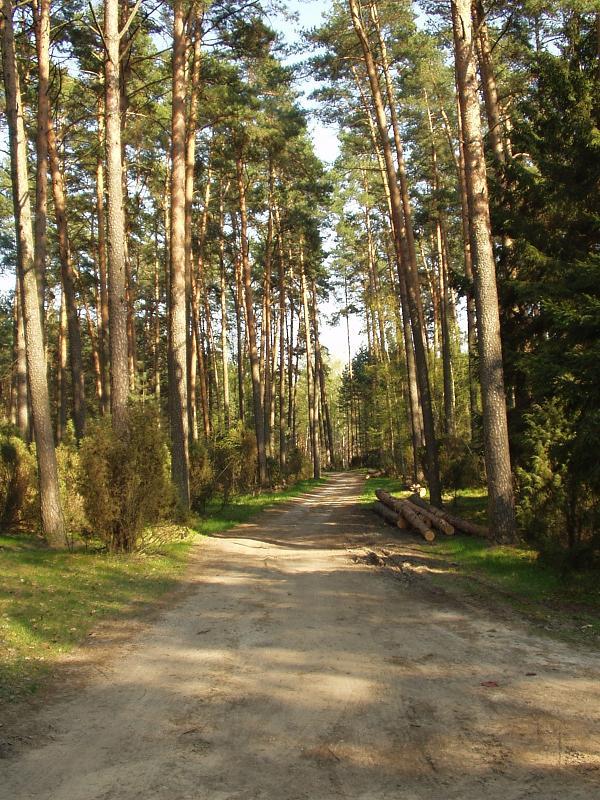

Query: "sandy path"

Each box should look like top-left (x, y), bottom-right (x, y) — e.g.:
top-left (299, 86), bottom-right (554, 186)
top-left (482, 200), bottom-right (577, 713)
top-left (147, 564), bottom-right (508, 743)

top-left (1, 472), bottom-right (599, 799)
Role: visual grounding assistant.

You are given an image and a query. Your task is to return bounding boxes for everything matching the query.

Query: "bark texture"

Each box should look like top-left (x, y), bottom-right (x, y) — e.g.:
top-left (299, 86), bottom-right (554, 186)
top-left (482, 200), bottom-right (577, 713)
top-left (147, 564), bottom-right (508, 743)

top-left (2, 0), bottom-right (65, 546)
top-left (169, 0), bottom-right (190, 508)
top-left (452, 0), bottom-right (516, 542)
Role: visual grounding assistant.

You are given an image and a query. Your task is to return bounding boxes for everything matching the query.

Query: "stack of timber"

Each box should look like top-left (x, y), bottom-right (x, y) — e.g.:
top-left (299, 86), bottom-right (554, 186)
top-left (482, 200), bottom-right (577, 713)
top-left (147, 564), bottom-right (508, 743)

top-left (409, 494), bottom-right (490, 539)
top-left (374, 490), bottom-right (436, 542)
top-left (372, 501), bottom-right (407, 529)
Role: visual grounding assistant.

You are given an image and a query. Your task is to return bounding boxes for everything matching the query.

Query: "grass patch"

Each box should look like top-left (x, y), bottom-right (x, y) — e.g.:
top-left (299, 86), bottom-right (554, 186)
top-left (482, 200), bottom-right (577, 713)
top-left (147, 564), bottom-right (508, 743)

top-left (197, 477), bottom-right (326, 536)
top-left (359, 476), bottom-right (407, 505)
top-left (0, 476), bottom-right (325, 702)
top-left (361, 476), bottom-right (600, 641)
top-left (0, 528), bottom-right (195, 702)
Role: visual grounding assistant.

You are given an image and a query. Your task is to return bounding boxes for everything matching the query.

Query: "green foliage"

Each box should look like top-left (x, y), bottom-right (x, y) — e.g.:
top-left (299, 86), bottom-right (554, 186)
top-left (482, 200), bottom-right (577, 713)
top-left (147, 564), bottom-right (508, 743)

top-left (438, 437), bottom-right (484, 496)
top-left (0, 428), bottom-right (38, 532)
top-left (210, 424), bottom-right (258, 504)
top-left (285, 445), bottom-right (312, 481)
top-left (55, 425), bottom-right (87, 545)
top-left (79, 404), bottom-right (175, 552)
top-left (189, 440), bottom-right (215, 513)
top-left (516, 400), bottom-right (600, 565)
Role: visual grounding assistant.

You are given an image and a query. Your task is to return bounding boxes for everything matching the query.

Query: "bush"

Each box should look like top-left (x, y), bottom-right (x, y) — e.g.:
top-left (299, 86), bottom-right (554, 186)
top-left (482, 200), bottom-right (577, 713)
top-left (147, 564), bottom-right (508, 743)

top-left (189, 440), bottom-right (214, 513)
top-left (0, 428), bottom-right (38, 531)
top-left (211, 424), bottom-right (258, 504)
top-left (516, 399), bottom-right (600, 566)
top-left (55, 424), bottom-right (88, 545)
top-left (285, 445), bottom-right (311, 481)
top-left (79, 404), bottom-right (175, 552)
top-left (438, 436), bottom-right (485, 497)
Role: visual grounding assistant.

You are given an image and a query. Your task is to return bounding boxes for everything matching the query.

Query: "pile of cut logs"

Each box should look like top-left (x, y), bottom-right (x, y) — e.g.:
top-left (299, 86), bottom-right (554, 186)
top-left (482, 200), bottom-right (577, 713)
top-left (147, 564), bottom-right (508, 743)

top-left (373, 489), bottom-right (489, 543)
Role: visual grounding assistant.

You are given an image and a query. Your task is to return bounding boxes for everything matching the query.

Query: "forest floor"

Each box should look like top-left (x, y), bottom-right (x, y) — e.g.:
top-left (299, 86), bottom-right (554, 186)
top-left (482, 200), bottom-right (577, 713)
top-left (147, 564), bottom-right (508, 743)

top-left (1, 472), bottom-right (599, 799)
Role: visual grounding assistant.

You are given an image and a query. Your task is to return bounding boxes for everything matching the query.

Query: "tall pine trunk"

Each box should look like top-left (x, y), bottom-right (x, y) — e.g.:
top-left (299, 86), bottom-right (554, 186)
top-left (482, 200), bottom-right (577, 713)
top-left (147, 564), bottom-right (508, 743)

top-left (47, 117), bottom-right (86, 438)
top-left (169, 0), bottom-right (190, 508)
top-left (236, 150), bottom-right (267, 486)
top-left (104, 0), bottom-right (129, 431)
top-left (300, 245), bottom-right (320, 479)
top-left (2, 0), bottom-right (65, 546)
top-left (452, 0), bottom-right (516, 542)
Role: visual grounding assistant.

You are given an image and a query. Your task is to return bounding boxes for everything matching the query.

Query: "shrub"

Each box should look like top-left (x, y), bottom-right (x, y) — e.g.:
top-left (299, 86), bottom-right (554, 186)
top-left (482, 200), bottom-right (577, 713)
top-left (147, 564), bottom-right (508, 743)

top-left (79, 404), bottom-right (175, 552)
top-left (438, 436), bottom-right (485, 497)
top-left (189, 440), bottom-right (214, 513)
top-left (516, 399), bottom-right (600, 566)
top-left (211, 425), bottom-right (258, 504)
top-left (55, 424), bottom-right (88, 545)
top-left (286, 445), bottom-right (311, 481)
top-left (0, 428), bottom-right (38, 531)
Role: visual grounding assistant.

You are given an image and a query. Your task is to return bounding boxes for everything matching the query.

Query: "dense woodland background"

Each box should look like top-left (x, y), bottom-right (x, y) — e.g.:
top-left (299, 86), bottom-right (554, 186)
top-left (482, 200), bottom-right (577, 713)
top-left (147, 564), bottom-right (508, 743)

top-left (0, 0), bottom-right (598, 564)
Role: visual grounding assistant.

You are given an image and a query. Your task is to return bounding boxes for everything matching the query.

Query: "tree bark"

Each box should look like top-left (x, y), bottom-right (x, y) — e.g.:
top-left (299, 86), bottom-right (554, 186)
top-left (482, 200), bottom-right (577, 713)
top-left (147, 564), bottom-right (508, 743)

top-left (96, 99), bottom-right (110, 412)
top-left (300, 245), bottom-right (320, 479)
top-left (472, 1), bottom-right (506, 164)
top-left (33, 0), bottom-right (49, 320)
top-left (311, 280), bottom-right (333, 468)
top-left (452, 0), bottom-right (516, 542)
top-left (169, 0), bottom-right (190, 508)
top-left (47, 116), bottom-right (86, 439)
top-left (274, 201), bottom-right (287, 473)
top-left (218, 184), bottom-right (230, 429)
top-left (14, 277), bottom-right (29, 438)
top-left (236, 150), bottom-right (267, 486)
top-left (104, 0), bottom-right (129, 431)
top-left (2, 0), bottom-right (65, 546)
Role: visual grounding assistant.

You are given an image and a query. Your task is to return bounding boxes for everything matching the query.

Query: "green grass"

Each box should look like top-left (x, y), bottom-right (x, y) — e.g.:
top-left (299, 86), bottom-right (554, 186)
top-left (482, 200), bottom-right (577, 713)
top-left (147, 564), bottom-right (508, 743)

top-left (0, 476), bottom-right (325, 702)
top-left (0, 529), bottom-right (195, 702)
top-left (362, 476), bottom-right (600, 642)
top-left (196, 477), bottom-right (326, 536)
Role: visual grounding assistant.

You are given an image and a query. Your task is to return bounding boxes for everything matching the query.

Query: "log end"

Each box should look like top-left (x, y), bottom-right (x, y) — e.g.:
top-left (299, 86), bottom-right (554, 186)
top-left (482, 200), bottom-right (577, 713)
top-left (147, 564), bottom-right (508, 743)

top-left (424, 530), bottom-right (436, 542)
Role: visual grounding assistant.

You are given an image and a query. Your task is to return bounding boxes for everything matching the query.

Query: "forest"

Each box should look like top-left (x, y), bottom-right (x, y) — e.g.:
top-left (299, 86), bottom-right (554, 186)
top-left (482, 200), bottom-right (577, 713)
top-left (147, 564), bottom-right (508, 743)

top-left (0, 0), bottom-right (598, 563)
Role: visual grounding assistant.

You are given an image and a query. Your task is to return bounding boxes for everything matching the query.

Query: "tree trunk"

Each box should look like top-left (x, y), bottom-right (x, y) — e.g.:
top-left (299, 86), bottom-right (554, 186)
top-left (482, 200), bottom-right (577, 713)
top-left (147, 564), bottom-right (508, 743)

top-left (236, 150), bottom-right (267, 486)
top-left (14, 277), bottom-right (29, 438)
top-left (169, 0), bottom-right (190, 508)
top-left (472, 1), bottom-right (506, 164)
top-left (311, 280), bottom-right (333, 468)
top-left (185, 17), bottom-right (203, 443)
top-left (1, 0), bottom-right (65, 546)
top-left (218, 183), bottom-right (230, 429)
top-left (47, 117), bottom-right (86, 439)
top-left (274, 201), bottom-right (287, 473)
top-left (56, 290), bottom-right (67, 442)
top-left (33, 0), bottom-right (50, 320)
top-left (104, 0), bottom-right (129, 431)
top-left (300, 245), bottom-right (320, 479)
top-left (96, 99), bottom-right (110, 412)
top-left (452, 0), bottom-right (516, 542)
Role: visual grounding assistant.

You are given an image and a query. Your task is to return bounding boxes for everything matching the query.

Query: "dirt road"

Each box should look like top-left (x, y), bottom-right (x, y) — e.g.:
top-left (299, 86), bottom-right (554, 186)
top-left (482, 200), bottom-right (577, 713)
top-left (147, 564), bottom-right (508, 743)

top-left (1, 473), bottom-right (599, 799)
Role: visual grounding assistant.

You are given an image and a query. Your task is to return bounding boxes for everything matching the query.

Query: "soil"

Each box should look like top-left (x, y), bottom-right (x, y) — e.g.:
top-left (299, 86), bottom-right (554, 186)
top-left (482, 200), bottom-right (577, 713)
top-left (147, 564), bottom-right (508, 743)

top-left (1, 472), bottom-right (599, 799)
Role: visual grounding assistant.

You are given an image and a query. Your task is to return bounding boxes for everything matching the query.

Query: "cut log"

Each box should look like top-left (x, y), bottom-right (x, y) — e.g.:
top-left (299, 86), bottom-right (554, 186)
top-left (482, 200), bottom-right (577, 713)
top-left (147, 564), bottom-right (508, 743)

top-left (404, 499), bottom-right (455, 536)
top-left (372, 501), bottom-right (407, 529)
top-left (397, 500), bottom-right (436, 542)
top-left (409, 494), bottom-right (490, 538)
top-left (375, 490), bottom-right (435, 542)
